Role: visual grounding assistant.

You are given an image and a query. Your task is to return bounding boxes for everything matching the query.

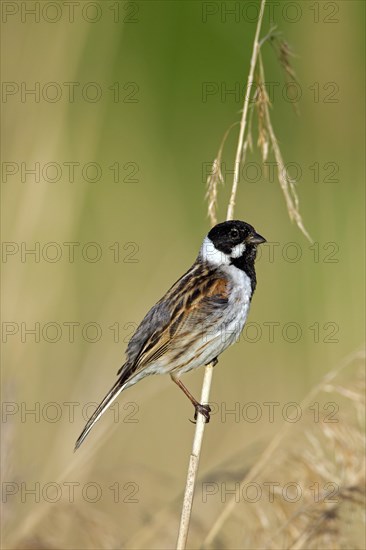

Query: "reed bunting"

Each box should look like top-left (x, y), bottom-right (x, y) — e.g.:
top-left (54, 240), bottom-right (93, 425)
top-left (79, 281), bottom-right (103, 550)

top-left (75, 220), bottom-right (266, 450)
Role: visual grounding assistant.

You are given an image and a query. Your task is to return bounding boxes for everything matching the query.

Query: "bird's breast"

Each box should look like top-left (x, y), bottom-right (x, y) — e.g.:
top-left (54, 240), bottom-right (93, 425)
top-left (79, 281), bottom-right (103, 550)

top-left (225, 264), bottom-right (253, 307)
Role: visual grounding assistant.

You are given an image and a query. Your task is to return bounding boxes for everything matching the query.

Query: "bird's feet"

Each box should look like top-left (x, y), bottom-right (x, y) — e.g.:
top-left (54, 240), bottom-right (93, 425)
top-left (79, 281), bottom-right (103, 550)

top-left (190, 403), bottom-right (211, 424)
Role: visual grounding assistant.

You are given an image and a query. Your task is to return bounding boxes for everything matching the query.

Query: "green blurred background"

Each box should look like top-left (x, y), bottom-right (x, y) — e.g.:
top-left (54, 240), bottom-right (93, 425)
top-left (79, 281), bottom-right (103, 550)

top-left (2, 1), bottom-right (365, 548)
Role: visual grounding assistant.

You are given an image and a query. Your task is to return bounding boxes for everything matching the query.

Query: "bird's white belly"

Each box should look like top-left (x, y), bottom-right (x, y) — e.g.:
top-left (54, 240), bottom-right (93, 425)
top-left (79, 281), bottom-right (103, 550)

top-left (140, 265), bottom-right (253, 378)
top-left (174, 266), bottom-right (253, 375)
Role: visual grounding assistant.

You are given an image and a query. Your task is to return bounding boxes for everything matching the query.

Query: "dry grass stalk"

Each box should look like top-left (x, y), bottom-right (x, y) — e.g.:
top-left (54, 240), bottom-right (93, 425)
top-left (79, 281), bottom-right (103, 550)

top-left (206, 158), bottom-right (223, 227)
top-left (255, 74), bottom-right (270, 164)
top-left (257, 53), bottom-right (312, 241)
top-left (179, 0), bottom-right (317, 545)
top-left (226, 0), bottom-right (267, 221)
top-left (177, 1), bottom-right (268, 547)
top-left (176, 366), bottom-right (214, 549)
top-left (271, 35), bottom-right (300, 113)
top-left (219, 26), bottom-right (311, 239)
top-left (206, 122), bottom-right (238, 226)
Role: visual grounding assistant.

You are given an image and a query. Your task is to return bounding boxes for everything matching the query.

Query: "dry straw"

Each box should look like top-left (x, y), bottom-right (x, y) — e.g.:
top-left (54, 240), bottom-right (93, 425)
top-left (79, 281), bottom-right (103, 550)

top-left (202, 348), bottom-right (365, 549)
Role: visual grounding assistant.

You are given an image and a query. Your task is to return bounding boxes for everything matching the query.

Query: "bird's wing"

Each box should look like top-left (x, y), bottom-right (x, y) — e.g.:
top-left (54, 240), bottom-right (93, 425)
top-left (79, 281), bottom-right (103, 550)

top-left (74, 263), bottom-right (230, 450)
top-left (118, 262), bottom-right (230, 380)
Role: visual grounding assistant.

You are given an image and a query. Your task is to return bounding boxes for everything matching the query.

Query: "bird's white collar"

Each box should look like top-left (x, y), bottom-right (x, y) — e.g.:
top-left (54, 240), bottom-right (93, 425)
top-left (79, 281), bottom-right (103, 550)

top-left (200, 236), bottom-right (246, 266)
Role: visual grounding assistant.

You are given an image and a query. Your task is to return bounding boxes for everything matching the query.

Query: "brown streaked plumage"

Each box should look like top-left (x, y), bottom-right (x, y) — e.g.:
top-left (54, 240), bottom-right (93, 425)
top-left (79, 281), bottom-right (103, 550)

top-left (74, 220), bottom-right (266, 451)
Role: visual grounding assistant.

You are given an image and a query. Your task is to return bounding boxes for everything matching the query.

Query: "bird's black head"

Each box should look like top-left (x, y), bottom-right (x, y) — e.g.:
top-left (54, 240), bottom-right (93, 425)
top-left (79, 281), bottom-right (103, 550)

top-left (202, 221), bottom-right (266, 289)
top-left (207, 220), bottom-right (266, 257)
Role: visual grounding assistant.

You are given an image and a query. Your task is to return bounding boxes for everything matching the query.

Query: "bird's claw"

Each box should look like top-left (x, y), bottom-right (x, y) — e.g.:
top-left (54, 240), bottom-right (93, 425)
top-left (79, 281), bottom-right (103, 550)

top-left (191, 403), bottom-right (211, 424)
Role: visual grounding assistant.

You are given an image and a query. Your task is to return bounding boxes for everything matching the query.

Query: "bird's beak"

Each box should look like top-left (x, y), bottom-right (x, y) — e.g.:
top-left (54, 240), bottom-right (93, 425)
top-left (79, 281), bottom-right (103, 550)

top-left (247, 232), bottom-right (266, 245)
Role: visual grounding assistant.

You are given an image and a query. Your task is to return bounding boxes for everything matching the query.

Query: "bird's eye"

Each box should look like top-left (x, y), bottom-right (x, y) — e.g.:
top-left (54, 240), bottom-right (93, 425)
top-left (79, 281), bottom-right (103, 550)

top-left (230, 228), bottom-right (239, 239)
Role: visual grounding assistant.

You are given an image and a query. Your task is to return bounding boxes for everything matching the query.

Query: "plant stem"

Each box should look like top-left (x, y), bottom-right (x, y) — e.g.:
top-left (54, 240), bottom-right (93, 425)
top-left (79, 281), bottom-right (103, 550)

top-left (227, 0), bottom-right (267, 221)
top-left (176, 1), bottom-right (267, 547)
top-left (176, 365), bottom-right (214, 550)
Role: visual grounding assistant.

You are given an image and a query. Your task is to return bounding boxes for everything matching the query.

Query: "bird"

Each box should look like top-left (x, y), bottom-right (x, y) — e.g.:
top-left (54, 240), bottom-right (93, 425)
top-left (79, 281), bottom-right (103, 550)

top-left (74, 220), bottom-right (266, 450)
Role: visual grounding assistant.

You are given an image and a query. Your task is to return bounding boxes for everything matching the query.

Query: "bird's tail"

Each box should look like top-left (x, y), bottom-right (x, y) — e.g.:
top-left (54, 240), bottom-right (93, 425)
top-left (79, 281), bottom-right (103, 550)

top-left (74, 378), bottom-right (126, 452)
